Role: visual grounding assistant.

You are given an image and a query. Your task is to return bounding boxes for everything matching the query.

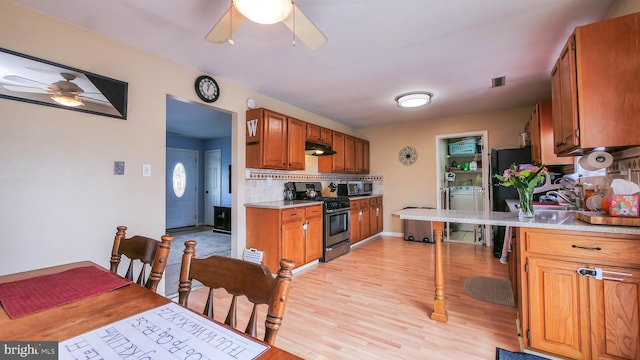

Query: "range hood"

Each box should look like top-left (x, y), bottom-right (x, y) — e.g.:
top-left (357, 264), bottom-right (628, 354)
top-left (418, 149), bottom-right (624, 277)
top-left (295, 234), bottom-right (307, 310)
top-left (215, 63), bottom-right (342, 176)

top-left (305, 141), bottom-right (336, 156)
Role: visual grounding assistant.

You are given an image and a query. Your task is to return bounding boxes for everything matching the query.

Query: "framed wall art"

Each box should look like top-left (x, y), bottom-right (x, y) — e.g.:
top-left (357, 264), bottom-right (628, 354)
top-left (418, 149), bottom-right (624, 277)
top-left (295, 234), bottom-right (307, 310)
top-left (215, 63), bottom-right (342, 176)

top-left (0, 48), bottom-right (128, 119)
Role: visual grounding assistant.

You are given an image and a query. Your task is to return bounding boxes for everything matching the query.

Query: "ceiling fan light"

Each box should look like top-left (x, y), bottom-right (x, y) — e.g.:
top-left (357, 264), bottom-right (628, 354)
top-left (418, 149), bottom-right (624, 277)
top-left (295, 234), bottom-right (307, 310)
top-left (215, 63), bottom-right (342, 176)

top-left (395, 92), bottom-right (433, 108)
top-left (234, 0), bottom-right (293, 24)
top-left (51, 94), bottom-right (84, 107)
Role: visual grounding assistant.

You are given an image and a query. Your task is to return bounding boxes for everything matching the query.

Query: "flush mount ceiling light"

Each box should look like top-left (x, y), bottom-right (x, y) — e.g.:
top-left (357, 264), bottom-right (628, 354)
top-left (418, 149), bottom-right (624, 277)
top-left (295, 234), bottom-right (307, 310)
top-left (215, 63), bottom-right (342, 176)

top-left (395, 92), bottom-right (433, 108)
top-left (51, 94), bottom-right (84, 107)
top-left (234, 0), bottom-right (293, 24)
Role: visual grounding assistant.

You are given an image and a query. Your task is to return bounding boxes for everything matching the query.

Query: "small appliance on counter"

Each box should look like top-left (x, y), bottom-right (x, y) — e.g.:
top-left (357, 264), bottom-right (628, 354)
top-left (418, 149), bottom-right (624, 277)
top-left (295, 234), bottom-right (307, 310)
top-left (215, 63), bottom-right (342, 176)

top-left (337, 181), bottom-right (373, 197)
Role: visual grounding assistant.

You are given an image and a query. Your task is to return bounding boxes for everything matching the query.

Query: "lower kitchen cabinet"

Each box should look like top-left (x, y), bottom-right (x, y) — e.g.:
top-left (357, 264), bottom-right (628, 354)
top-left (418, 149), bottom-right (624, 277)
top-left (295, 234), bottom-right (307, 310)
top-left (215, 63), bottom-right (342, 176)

top-left (371, 196), bottom-right (383, 235)
top-left (246, 204), bottom-right (323, 271)
top-left (350, 200), bottom-right (361, 245)
top-left (517, 228), bottom-right (640, 360)
top-left (350, 196), bottom-right (383, 245)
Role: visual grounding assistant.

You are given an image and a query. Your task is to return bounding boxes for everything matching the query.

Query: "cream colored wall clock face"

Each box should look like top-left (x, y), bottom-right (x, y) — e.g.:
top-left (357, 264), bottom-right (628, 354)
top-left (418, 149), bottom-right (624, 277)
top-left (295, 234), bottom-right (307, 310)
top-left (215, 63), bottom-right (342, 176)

top-left (399, 146), bottom-right (418, 166)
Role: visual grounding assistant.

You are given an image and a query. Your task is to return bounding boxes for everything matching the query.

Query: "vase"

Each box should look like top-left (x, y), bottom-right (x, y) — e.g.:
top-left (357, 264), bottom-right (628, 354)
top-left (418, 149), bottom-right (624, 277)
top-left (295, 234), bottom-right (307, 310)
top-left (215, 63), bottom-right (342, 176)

top-left (517, 187), bottom-right (534, 218)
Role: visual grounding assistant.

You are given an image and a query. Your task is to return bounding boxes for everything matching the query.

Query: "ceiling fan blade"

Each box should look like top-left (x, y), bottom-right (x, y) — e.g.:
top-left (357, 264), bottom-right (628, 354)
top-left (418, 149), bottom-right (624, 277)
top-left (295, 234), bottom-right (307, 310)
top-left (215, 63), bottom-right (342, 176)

top-left (1, 84), bottom-right (48, 94)
top-left (205, 6), bottom-right (245, 43)
top-left (282, 5), bottom-right (327, 50)
top-left (3, 75), bottom-right (50, 88)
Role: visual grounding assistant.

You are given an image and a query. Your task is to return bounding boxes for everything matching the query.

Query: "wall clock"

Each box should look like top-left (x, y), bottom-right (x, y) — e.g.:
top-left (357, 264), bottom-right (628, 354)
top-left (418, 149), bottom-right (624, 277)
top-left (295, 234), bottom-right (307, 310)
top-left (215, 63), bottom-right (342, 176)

top-left (399, 146), bottom-right (418, 166)
top-left (195, 75), bottom-right (219, 103)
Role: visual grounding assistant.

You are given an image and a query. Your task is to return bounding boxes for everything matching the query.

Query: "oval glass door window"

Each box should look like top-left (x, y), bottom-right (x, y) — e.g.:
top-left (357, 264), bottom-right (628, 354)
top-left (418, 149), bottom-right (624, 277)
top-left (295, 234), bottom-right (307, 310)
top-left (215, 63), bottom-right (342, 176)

top-left (172, 162), bottom-right (186, 198)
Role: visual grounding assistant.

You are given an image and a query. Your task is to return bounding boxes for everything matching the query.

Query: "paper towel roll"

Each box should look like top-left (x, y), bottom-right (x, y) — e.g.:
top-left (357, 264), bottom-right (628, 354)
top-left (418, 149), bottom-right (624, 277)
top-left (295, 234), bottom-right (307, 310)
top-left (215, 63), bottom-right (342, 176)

top-left (579, 151), bottom-right (613, 171)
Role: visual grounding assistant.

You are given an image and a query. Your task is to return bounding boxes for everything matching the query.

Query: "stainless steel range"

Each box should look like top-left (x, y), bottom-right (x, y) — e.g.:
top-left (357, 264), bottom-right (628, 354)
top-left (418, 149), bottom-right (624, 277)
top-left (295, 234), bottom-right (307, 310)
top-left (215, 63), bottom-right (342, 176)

top-left (287, 182), bottom-right (351, 262)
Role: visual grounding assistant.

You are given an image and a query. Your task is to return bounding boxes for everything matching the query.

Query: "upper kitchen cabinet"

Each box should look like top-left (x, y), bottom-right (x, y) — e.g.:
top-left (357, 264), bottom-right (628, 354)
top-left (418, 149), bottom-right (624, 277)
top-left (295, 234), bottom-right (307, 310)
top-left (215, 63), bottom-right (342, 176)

top-left (246, 108), bottom-right (305, 170)
top-left (355, 138), bottom-right (370, 174)
top-left (318, 131), bottom-right (369, 174)
top-left (306, 123), bottom-right (332, 146)
top-left (529, 100), bottom-right (573, 166)
top-left (551, 12), bottom-right (640, 156)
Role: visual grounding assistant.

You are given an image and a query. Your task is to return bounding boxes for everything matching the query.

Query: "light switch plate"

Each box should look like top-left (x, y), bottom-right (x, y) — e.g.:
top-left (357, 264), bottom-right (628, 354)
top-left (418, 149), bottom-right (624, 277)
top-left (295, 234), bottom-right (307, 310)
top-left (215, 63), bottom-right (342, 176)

top-left (142, 164), bottom-right (151, 177)
top-left (114, 161), bottom-right (125, 175)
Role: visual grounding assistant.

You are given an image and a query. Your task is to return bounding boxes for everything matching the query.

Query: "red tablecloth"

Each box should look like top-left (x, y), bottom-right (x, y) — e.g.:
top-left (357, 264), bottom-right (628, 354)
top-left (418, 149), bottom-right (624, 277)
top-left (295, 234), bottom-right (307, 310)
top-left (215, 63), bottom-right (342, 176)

top-left (0, 266), bottom-right (130, 318)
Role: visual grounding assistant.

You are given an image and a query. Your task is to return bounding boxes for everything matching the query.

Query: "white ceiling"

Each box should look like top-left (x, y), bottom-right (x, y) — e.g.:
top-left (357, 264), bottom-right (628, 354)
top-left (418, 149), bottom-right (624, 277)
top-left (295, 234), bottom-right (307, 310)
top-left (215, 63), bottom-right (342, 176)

top-left (13, 0), bottom-right (615, 131)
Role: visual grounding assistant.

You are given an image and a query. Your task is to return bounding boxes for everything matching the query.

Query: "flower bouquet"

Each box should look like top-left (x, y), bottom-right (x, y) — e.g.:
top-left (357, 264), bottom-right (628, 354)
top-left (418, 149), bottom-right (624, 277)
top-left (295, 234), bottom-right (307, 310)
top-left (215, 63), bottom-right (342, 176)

top-left (495, 163), bottom-right (548, 217)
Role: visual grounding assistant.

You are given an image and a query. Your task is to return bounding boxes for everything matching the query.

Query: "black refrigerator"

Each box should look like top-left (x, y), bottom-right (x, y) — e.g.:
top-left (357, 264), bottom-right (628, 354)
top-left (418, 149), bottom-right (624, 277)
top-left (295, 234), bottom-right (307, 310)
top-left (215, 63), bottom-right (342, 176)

top-left (490, 147), bottom-right (531, 257)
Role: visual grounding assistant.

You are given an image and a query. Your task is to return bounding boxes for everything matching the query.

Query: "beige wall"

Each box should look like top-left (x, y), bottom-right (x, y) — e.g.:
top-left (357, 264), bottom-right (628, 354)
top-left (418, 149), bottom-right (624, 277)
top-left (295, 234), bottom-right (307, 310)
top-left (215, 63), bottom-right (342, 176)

top-left (0, 1), bottom-right (343, 283)
top-left (358, 107), bottom-right (531, 233)
top-left (2, 0), bottom-right (637, 281)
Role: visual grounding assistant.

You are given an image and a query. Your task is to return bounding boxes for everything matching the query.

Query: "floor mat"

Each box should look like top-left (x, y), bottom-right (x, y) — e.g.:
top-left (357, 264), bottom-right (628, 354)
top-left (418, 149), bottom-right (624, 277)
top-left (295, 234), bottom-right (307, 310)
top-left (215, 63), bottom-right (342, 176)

top-left (496, 348), bottom-right (548, 359)
top-left (164, 228), bottom-right (231, 298)
top-left (464, 276), bottom-right (515, 307)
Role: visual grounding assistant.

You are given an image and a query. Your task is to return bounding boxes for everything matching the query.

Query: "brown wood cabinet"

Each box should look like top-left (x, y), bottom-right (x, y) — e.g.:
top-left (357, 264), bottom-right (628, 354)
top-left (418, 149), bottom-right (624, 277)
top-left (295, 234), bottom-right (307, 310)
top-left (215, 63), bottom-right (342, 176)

top-left (517, 227), bottom-right (640, 359)
top-left (350, 196), bottom-right (383, 244)
top-left (529, 100), bottom-right (573, 166)
top-left (245, 108), bottom-right (304, 170)
top-left (551, 12), bottom-right (640, 156)
top-left (362, 140), bottom-right (370, 174)
top-left (343, 134), bottom-right (355, 172)
top-left (354, 138), bottom-right (370, 174)
top-left (246, 204), bottom-right (323, 271)
top-left (369, 196), bottom-right (383, 235)
top-left (319, 131), bottom-right (370, 174)
top-left (359, 199), bottom-right (371, 240)
top-left (304, 206), bottom-right (323, 263)
top-left (306, 123), bottom-right (332, 146)
top-left (349, 200), bottom-right (361, 245)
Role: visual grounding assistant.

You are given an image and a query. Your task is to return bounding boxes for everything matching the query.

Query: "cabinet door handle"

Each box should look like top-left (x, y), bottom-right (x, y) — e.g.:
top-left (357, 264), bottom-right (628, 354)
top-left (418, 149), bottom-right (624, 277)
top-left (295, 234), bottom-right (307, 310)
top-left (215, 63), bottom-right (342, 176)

top-left (572, 244), bottom-right (601, 251)
top-left (359, 210), bottom-right (362, 221)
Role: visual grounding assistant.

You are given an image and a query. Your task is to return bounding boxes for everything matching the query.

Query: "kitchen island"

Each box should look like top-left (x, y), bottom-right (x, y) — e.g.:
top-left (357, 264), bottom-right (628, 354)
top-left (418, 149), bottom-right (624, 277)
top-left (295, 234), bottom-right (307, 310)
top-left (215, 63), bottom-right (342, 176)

top-left (392, 208), bottom-right (640, 321)
top-left (393, 208), bottom-right (640, 359)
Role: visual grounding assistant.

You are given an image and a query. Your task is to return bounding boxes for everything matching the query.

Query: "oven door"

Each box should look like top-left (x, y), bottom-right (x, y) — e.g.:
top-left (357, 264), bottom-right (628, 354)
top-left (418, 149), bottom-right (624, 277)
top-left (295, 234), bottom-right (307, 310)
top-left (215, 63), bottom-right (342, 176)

top-left (325, 207), bottom-right (350, 246)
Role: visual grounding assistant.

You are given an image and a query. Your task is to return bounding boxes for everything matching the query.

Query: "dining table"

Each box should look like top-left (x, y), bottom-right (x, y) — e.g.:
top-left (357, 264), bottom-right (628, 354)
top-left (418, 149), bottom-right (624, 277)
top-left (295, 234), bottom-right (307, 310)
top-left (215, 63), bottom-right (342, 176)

top-left (0, 261), bottom-right (302, 360)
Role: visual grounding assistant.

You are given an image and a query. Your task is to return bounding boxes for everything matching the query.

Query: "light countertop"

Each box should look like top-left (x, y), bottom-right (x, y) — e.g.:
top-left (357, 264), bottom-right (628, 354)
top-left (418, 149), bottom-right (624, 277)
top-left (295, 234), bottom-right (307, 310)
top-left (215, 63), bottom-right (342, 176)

top-left (245, 200), bottom-right (324, 209)
top-left (245, 195), bottom-right (382, 209)
top-left (392, 208), bottom-right (640, 236)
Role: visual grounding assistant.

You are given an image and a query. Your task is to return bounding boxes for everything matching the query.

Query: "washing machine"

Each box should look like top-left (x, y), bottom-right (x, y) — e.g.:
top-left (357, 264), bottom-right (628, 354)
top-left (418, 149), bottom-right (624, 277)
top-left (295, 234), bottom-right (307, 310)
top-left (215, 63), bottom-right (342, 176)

top-left (449, 186), bottom-right (484, 231)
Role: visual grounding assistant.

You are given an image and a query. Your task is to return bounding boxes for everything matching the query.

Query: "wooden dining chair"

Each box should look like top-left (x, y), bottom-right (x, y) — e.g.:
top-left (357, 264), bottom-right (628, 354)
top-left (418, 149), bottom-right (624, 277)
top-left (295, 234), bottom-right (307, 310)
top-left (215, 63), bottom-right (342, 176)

top-left (109, 225), bottom-right (173, 293)
top-left (178, 240), bottom-right (295, 345)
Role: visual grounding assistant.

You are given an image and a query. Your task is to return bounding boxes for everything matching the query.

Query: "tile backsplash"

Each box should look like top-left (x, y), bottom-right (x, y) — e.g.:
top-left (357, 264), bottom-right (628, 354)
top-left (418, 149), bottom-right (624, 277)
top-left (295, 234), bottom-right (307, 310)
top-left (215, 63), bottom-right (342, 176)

top-left (580, 147), bottom-right (640, 194)
top-left (244, 156), bottom-right (384, 204)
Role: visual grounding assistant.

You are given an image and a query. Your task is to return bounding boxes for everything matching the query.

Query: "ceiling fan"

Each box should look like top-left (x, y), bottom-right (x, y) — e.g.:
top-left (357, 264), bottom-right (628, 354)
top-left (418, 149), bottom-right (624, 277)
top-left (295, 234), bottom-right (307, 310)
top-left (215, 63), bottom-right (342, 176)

top-left (1, 72), bottom-right (108, 107)
top-left (206, 0), bottom-right (327, 50)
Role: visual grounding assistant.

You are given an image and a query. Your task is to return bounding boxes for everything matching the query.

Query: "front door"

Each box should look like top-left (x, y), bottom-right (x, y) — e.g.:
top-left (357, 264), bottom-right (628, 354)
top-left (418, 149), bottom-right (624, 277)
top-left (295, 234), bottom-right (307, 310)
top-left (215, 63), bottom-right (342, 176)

top-left (166, 148), bottom-right (198, 229)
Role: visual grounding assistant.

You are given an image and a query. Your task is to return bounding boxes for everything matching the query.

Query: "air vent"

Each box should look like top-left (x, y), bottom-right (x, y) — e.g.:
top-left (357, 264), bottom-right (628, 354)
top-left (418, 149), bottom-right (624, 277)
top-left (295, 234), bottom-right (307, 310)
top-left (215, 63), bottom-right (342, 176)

top-left (492, 76), bottom-right (506, 88)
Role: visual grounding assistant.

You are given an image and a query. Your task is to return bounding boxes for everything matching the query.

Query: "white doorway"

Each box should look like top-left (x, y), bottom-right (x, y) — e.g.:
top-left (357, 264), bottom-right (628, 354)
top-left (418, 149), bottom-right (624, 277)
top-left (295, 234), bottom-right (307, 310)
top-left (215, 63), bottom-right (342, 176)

top-left (166, 148), bottom-right (198, 229)
top-left (435, 130), bottom-right (491, 246)
top-left (204, 149), bottom-right (222, 226)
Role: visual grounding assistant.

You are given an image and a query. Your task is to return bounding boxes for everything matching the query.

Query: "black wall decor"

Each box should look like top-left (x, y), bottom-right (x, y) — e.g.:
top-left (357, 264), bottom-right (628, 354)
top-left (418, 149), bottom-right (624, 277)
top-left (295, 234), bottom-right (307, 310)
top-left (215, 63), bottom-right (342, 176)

top-left (0, 48), bottom-right (128, 119)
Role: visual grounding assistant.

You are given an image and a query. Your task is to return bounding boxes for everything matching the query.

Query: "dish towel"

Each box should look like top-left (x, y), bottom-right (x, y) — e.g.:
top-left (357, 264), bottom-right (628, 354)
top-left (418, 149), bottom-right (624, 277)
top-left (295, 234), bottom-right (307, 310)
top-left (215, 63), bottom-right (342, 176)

top-left (500, 227), bottom-right (512, 264)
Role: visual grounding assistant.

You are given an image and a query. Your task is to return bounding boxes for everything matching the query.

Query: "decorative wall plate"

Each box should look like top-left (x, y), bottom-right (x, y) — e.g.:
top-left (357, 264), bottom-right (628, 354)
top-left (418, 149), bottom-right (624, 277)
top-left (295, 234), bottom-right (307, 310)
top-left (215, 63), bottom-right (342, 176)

top-left (399, 146), bottom-right (418, 166)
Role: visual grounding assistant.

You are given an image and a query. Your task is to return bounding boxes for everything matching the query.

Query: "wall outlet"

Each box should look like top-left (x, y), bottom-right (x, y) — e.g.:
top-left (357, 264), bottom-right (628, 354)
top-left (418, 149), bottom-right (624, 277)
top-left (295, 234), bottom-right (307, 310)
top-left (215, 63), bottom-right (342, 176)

top-left (114, 161), bottom-right (125, 175)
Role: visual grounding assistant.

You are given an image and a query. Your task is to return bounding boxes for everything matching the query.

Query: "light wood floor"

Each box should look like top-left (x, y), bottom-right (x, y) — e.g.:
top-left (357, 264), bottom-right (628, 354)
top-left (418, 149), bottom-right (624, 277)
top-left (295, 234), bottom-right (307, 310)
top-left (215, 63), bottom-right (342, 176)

top-left (183, 236), bottom-right (521, 359)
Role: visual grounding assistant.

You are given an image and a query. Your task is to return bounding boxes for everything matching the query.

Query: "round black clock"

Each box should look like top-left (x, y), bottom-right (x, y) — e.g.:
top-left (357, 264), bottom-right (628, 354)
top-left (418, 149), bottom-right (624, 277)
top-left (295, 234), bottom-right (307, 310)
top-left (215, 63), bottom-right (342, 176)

top-left (195, 75), bottom-right (219, 103)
